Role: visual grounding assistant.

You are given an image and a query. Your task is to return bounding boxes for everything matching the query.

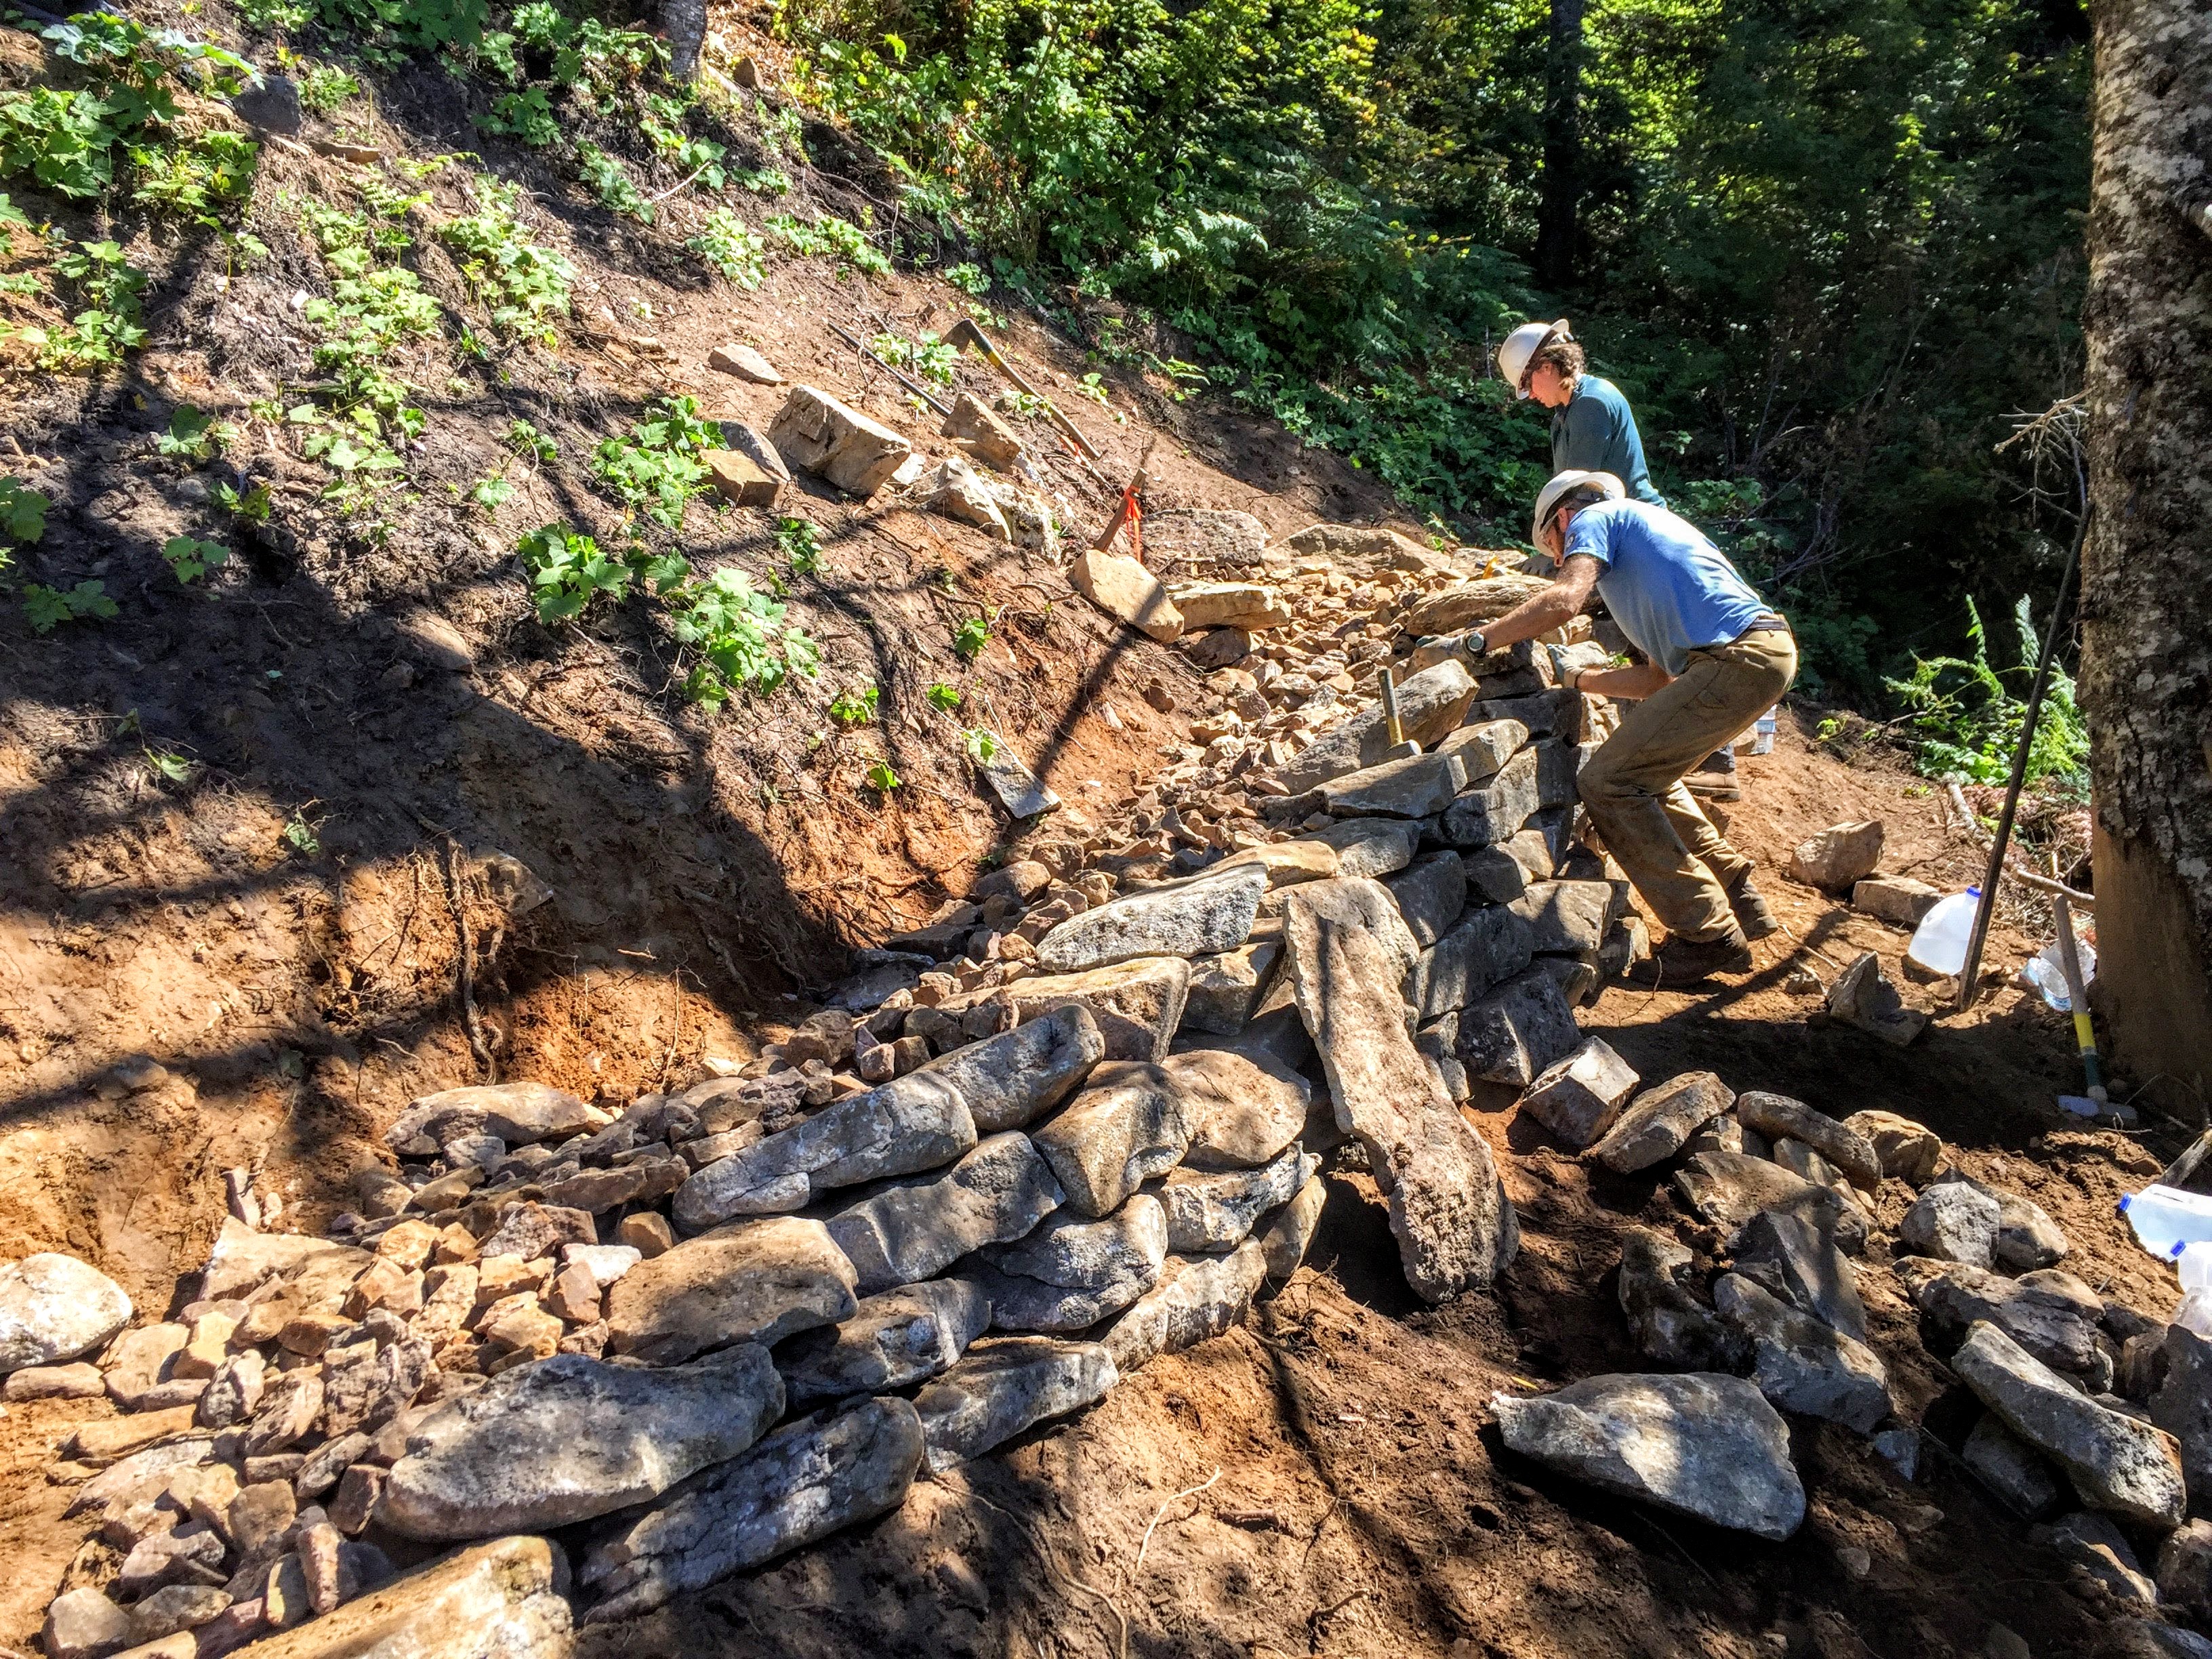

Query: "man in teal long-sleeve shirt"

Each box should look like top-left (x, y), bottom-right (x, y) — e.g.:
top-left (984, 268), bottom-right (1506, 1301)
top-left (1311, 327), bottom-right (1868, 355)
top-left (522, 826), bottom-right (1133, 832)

top-left (1496, 320), bottom-right (1667, 506)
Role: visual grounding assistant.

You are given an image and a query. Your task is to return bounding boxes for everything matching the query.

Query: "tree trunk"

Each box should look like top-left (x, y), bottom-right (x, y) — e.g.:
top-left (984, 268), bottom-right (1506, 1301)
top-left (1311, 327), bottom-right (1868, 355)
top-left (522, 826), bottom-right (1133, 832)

top-left (663, 0), bottom-right (708, 83)
top-left (2080, 0), bottom-right (2212, 1115)
top-left (1534, 0), bottom-right (1585, 289)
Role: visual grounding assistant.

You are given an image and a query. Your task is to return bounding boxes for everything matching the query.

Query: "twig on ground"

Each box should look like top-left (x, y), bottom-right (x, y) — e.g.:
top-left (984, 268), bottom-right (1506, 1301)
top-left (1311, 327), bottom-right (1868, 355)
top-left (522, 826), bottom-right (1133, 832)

top-left (1945, 781), bottom-right (2095, 907)
top-left (1134, 1465), bottom-right (1222, 1572)
top-left (415, 817), bottom-right (493, 1082)
top-left (958, 1486), bottom-right (1130, 1659)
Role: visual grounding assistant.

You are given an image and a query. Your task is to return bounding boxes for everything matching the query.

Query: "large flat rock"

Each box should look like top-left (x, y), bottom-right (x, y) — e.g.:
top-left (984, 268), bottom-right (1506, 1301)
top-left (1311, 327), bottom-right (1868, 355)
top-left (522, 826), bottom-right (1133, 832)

top-left (1493, 1372), bottom-right (1805, 1540)
top-left (1167, 1048), bottom-right (1311, 1170)
top-left (1408, 906), bottom-right (1535, 1021)
top-left (1735, 1092), bottom-right (1881, 1191)
top-left (380, 1348), bottom-right (782, 1539)
top-left (1444, 967), bottom-right (1580, 1088)
top-left (673, 1073), bottom-right (977, 1229)
top-left (1673, 1150), bottom-right (1868, 1253)
top-left (1438, 747), bottom-right (1540, 848)
top-left (1952, 1320), bottom-right (2187, 1527)
top-left (605, 1216), bottom-right (857, 1364)
top-left (1277, 878), bottom-right (1421, 1004)
top-left (1507, 880), bottom-right (1624, 960)
top-left (914, 1337), bottom-right (1118, 1473)
top-left (1103, 1243), bottom-right (1269, 1373)
top-left (1277, 661), bottom-right (1477, 793)
top-left (1904, 1261), bottom-right (2108, 1385)
top-left (213, 1535), bottom-right (571, 1659)
top-left (1153, 1147), bottom-right (1316, 1252)
top-left (1002, 958), bottom-right (1191, 1062)
top-left (777, 1278), bottom-right (992, 1407)
top-left (1590, 1072), bottom-right (1735, 1174)
top-left (1031, 1063), bottom-right (1201, 1216)
top-left (0, 1253), bottom-right (131, 1373)
top-left (581, 1397), bottom-right (924, 1622)
top-left (1069, 549), bottom-right (1185, 642)
top-left (384, 1083), bottom-right (600, 1153)
top-left (1384, 852), bottom-right (1469, 949)
top-left (1288, 909), bottom-right (1516, 1300)
top-left (825, 1133), bottom-right (1064, 1294)
top-left (1034, 863), bottom-right (1267, 973)
top-left (767, 384), bottom-right (913, 497)
top-left (918, 1004), bottom-right (1104, 1132)
top-left (971, 1194), bottom-right (1167, 1332)
top-left (1312, 751), bottom-right (1469, 819)
top-left (1734, 1209), bottom-right (1868, 1343)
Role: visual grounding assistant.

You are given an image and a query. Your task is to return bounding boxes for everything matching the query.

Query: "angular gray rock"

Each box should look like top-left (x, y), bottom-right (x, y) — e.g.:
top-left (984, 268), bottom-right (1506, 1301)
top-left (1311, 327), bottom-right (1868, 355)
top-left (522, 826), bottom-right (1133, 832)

top-left (1443, 968), bottom-right (1581, 1088)
top-left (1169, 1047), bottom-right (1311, 1170)
top-left (1590, 1072), bottom-right (1736, 1174)
top-left (1841, 1110), bottom-right (1943, 1183)
top-left (1384, 852), bottom-right (1469, 949)
top-left (1302, 817), bottom-right (1420, 882)
top-left (1733, 1092), bottom-right (1881, 1191)
top-left (580, 1396), bottom-right (926, 1621)
top-left (476, 1202), bottom-right (595, 1263)
top-left (1279, 876), bottom-right (1422, 1000)
top-left (1952, 1320), bottom-right (2188, 1527)
top-left (1257, 1176), bottom-right (1326, 1285)
top-left (918, 1005), bottom-right (1104, 1132)
top-left (1181, 942), bottom-right (1282, 1035)
top-left (380, 1347), bottom-right (783, 1539)
top-left (1906, 1261), bottom-right (2111, 1386)
top-left (1734, 1210), bottom-right (1868, 1343)
top-left (1462, 844), bottom-right (1530, 905)
top-left (2102, 1624), bottom-right (2212, 1659)
top-left (1034, 863), bottom-right (1267, 973)
top-left (914, 1336), bottom-right (1119, 1473)
top-left (1154, 1147), bottom-right (1317, 1253)
top-left (1002, 958), bottom-right (1193, 1062)
top-left (0, 1253), bottom-right (131, 1373)
top-left (2036, 1511), bottom-right (2158, 1604)
top-left (1032, 1063), bottom-right (1200, 1217)
top-left (1103, 1242), bottom-right (1269, 1373)
top-left (1521, 1039), bottom-right (1640, 1149)
top-left (777, 1278), bottom-right (992, 1406)
top-left (970, 1194), bottom-right (1167, 1332)
top-left (826, 1133), bottom-right (1065, 1294)
top-left (1898, 1181), bottom-right (2001, 1267)
top-left (1435, 718), bottom-right (1526, 782)
top-left (1439, 747), bottom-right (1540, 848)
top-left (2157, 1518), bottom-right (2212, 1617)
top-left (606, 1216), bottom-right (859, 1364)
top-left (1408, 905), bottom-right (1536, 1021)
top-left (1492, 1373), bottom-right (1805, 1540)
top-left (1616, 1227), bottom-right (1746, 1371)
top-left (1507, 880), bottom-right (1623, 960)
top-left (384, 1083), bottom-right (598, 1154)
top-left (1964, 1412), bottom-right (2064, 1517)
top-left (674, 1072), bottom-right (977, 1229)
top-left (2145, 1323), bottom-right (2212, 1498)
top-left (1673, 1151), bottom-right (1868, 1253)
top-left (42, 1586), bottom-right (134, 1659)
top-left (1278, 660), bottom-right (1477, 792)
top-left (1288, 912), bottom-right (1517, 1300)
top-left (1990, 1184), bottom-right (2070, 1271)
top-left (1714, 1273), bottom-right (1889, 1433)
top-left (1313, 750), bottom-right (1469, 819)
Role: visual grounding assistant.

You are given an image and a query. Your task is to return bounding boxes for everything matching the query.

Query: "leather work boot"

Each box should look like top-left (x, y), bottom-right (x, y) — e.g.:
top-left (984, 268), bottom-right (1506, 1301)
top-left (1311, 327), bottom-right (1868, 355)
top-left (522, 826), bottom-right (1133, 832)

top-left (1641, 928), bottom-right (1755, 986)
top-left (1725, 871), bottom-right (1781, 940)
top-left (1685, 747), bottom-right (1742, 801)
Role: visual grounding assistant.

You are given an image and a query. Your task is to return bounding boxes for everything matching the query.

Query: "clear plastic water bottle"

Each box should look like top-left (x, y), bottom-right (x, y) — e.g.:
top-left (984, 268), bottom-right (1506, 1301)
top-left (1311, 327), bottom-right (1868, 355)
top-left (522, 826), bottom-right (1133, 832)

top-left (1750, 707), bottom-right (1778, 756)
top-left (1906, 886), bottom-right (1980, 977)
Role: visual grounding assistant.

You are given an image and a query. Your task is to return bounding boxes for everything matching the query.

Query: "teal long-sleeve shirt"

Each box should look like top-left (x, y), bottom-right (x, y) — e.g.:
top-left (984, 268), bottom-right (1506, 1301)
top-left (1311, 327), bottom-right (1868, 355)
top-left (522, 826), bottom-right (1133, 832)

top-left (1551, 374), bottom-right (1666, 508)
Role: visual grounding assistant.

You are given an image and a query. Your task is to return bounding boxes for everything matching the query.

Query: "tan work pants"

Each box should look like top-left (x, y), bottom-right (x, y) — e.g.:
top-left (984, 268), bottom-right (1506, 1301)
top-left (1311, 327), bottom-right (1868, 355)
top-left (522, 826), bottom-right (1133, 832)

top-left (1578, 627), bottom-right (1799, 941)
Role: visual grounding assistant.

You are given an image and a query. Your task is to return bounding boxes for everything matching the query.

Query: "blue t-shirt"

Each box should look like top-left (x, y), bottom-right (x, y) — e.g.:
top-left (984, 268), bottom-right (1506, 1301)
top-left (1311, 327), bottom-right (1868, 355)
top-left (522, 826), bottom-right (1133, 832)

top-left (1564, 499), bottom-right (1769, 675)
top-left (1552, 375), bottom-right (1665, 507)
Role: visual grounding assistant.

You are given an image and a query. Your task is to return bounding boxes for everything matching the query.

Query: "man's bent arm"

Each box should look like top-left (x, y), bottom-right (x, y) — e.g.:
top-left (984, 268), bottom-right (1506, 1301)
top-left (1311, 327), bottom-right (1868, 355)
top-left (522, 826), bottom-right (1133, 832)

top-left (1471, 554), bottom-right (1601, 651)
top-left (1576, 661), bottom-right (1671, 699)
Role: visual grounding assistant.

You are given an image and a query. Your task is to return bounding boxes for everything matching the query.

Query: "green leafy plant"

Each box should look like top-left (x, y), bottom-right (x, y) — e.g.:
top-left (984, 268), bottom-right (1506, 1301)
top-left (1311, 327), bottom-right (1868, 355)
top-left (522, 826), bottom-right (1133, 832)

top-left (869, 330), bottom-right (958, 386)
top-left (1886, 595), bottom-right (2089, 796)
top-left (161, 535), bottom-right (230, 583)
top-left (775, 515), bottom-right (821, 574)
top-left (577, 143), bottom-right (651, 222)
top-left (297, 64), bottom-right (361, 115)
top-left (239, 0), bottom-right (312, 30)
top-left (44, 240), bottom-right (148, 369)
top-left (437, 178), bottom-right (575, 341)
top-left (157, 405), bottom-right (230, 461)
top-left (864, 758), bottom-right (900, 792)
top-left (24, 579), bottom-right (117, 632)
top-left (0, 476), bottom-right (49, 548)
top-left (590, 395), bottom-right (717, 529)
top-left (506, 417), bottom-right (557, 465)
top-left (952, 613), bottom-right (990, 659)
top-left (732, 165), bottom-right (790, 195)
top-left (478, 87), bottom-right (558, 146)
top-left (666, 567), bottom-right (820, 705)
top-left (688, 209), bottom-right (764, 287)
top-left (517, 521), bottom-right (628, 622)
top-left (468, 474), bottom-right (512, 510)
top-left (961, 727), bottom-right (998, 763)
top-left (213, 479), bottom-right (272, 523)
top-left (944, 262), bottom-right (989, 295)
top-left (924, 680), bottom-right (962, 714)
top-left (765, 211), bottom-right (890, 276)
top-left (129, 130), bottom-right (258, 223)
top-left (830, 684), bottom-right (879, 724)
top-left (144, 748), bottom-right (197, 785)
top-left (281, 808), bottom-right (321, 856)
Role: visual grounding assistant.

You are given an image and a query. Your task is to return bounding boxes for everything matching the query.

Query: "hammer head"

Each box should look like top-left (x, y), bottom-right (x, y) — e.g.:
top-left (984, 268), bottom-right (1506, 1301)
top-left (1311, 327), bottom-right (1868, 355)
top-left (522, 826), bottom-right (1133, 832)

top-left (944, 316), bottom-right (991, 354)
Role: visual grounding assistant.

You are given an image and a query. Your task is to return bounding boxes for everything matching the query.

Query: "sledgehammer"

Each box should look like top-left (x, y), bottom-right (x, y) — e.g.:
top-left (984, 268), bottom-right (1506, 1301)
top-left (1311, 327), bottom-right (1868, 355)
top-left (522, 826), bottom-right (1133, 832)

top-left (943, 317), bottom-right (1101, 462)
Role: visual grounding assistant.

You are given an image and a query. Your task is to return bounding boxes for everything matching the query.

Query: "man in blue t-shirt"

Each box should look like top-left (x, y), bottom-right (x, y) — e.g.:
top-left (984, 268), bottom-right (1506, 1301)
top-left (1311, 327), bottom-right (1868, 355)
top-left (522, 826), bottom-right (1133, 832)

top-left (1460, 470), bottom-right (1799, 984)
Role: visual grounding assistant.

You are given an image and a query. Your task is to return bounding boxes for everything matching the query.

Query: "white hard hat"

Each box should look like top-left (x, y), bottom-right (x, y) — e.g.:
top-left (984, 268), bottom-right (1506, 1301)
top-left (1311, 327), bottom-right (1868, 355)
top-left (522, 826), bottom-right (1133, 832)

top-left (1531, 469), bottom-right (1624, 545)
top-left (1496, 319), bottom-right (1572, 398)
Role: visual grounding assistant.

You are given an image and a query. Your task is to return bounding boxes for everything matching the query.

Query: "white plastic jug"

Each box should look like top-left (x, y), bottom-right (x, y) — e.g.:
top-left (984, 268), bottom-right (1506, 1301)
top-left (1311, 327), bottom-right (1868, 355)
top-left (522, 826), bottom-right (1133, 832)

top-left (2119, 1184), bottom-right (2212, 1259)
top-left (1906, 886), bottom-right (1980, 977)
top-left (2179, 1242), bottom-right (2212, 1292)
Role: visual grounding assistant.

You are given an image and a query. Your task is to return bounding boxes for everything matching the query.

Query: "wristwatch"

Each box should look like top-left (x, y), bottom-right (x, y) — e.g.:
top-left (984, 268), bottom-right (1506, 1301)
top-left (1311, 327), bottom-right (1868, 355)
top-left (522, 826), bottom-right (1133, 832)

top-left (1467, 629), bottom-right (1488, 658)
